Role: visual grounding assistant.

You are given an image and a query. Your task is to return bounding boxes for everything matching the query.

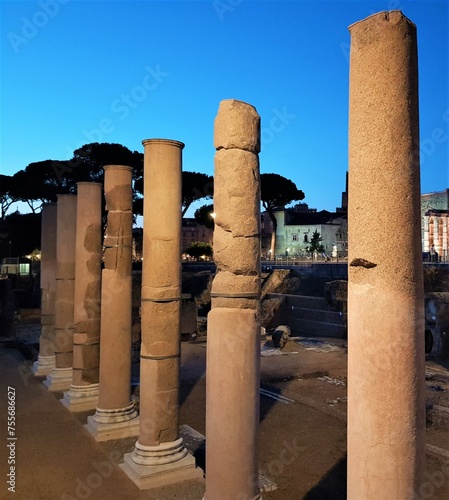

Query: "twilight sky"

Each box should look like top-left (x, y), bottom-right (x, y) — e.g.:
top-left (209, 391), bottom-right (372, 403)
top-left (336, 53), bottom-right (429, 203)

top-left (1, 0), bottom-right (448, 217)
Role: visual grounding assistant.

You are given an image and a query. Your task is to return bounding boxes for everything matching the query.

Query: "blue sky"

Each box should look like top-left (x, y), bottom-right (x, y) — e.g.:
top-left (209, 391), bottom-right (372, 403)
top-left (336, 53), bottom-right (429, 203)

top-left (1, 0), bottom-right (448, 218)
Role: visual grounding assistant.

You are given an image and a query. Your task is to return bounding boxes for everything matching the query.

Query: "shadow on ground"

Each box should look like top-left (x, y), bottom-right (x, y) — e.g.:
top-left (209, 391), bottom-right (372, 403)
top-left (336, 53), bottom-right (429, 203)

top-left (304, 455), bottom-right (347, 500)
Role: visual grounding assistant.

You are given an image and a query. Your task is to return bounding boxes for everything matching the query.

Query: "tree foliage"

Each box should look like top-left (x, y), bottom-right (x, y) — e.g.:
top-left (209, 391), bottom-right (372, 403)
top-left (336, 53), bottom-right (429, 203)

top-left (260, 173), bottom-right (305, 255)
top-left (306, 230), bottom-right (325, 253)
top-left (185, 241), bottom-right (213, 260)
top-left (0, 174), bottom-right (19, 219)
top-left (182, 172), bottom-right (213, 216)
top-left (194, 203), bottom-right (214, 229)
top-left (0, 211), bottom-right (42, 258)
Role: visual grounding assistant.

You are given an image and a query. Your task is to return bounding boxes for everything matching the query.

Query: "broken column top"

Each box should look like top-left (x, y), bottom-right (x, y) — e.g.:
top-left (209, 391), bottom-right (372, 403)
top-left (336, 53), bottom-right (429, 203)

top-left (214, 99), bottom-right (260, 153)
top-left (349, 10), bottom-right (416, 33)
top-left (141, 138), bottom-right (185, 149)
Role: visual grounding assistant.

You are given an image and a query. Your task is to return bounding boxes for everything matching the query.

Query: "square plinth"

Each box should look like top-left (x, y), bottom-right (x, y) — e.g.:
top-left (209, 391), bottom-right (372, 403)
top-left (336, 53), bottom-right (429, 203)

top-left (85, 415), bottom-right (140, 442)
top-left (120, 452), bottom-right (204, 490)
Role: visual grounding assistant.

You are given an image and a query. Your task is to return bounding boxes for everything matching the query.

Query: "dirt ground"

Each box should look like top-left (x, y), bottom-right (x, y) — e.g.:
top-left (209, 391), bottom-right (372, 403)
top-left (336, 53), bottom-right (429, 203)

top-left (87, 337), bottom-right (449, 499)
top-left (0, 316), bottom-right (449, 500)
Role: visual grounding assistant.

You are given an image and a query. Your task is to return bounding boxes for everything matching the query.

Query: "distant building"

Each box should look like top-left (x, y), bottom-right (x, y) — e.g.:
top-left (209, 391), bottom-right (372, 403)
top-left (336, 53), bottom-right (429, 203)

top-left (421, 189), bottom-right (449, 260)
top-left (272, 206), bottom-right (348, 257)
top-left (262, 174), bottom-right (348, 258)
top-left (181, 218), bottom-right (213, 252)
top-left (132, 219), bottom-right (213, 261)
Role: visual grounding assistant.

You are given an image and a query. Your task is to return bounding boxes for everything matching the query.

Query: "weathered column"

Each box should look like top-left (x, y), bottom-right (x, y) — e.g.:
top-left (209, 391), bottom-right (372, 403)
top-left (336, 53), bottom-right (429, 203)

top-left (423, 216), bottom-right (429, 252)
top-left (86, 166), bottom-right (139, 440)
top-left (33, 203), bottom-right (57, 376)
top-left (347, 11), bottom-right (425, 499)
top-left (62, 183), bottom-right (102, 411)
top-left (121, 139), bottom-right (201, 488)
top-left (44, 194), bottom-right (77, 391)
top-left (204, 100), bottom-right (261, 500)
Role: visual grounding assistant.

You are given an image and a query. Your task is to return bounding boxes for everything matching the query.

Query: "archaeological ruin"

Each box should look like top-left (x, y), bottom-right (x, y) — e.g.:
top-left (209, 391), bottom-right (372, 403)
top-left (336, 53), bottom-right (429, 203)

top-left (4, 9), bottom-right (449, 500)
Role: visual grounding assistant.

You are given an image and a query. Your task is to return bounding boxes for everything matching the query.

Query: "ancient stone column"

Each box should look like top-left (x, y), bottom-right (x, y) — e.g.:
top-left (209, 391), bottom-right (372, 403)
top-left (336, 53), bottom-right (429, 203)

top-left (423, 216), bottom-right (430, 252)
top-left (62, 183), bottom-right (102, 411)
top-left (44, 194), bottom-right (77, 391)
top-left (86, 166), bottom-right (139, 441)
top-left (121, 139), bottom-right (201, 488)
top-left (347, 11), bottom-right (425, 499)
top-left (33, 203), bottom-right (57, 376)
top-left (204, 99), bottom-right (261, 500)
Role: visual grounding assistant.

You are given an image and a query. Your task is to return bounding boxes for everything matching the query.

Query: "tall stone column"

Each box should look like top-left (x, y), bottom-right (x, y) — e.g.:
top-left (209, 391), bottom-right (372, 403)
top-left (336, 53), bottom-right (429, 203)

top-left (347, 11), bottom-right (425, 499)
top-left (121, 139), bottom-right (201, 489)
top-left (204, 100), bottom-right (261, 500)
top-left (44, 194), bottom-right (77, 391)
top-left (86, 166), bottom-right (139, 441)
top-left (33, 203), bottom-right (57, 376)
top-left (423, 216), bottom-right (429, 252)
top-left (62, 183), bottom-right (102, 411)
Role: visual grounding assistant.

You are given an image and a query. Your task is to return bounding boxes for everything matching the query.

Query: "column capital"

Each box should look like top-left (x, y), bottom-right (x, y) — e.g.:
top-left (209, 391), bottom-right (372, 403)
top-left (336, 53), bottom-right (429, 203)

top-left (103, 164), bottom-right (133, 173)
top-left (142, 138), bottom-right (185, 150)
top-left (76, 181), bottom-right (103, 187)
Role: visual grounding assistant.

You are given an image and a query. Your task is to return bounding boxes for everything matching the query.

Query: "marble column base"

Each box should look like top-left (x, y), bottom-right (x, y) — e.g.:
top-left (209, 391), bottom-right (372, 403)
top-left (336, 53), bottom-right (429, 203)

top-left (61, 383), bottom-right (99, 412)
top-left (85, 403), bottom-right (139, 441)
top-left (32, 355), bottom-right (56, 377)
top-left (43, 367), bottom-right (73, 392)
top-left (120, 438), bottom-right (203, 490)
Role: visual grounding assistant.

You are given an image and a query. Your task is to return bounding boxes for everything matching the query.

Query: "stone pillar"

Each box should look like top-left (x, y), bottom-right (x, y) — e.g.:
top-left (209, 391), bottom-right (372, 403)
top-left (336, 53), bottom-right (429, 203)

top-left (435, 217), bottom-right (441, 256)
top-left (62, 183), bottom-right (102, 411)
top-left (423, 216), bottom-right (429, 252)
top-left (44, 195), bottom-right (77, 391)
top-left (121, 139), bottom-right (201, 489)
top-left (347, 11), bottom-right (425, 499)
top-left (429, 216), bottom-right (434, 248)
top-left (33, 203), bottom-right (57, 376)
top-left (443, 217), bottom-right (448, 260)
top-left (86, 166), bottom-right (139, 441)
top-left (204, 99), bottom-right (261, 500)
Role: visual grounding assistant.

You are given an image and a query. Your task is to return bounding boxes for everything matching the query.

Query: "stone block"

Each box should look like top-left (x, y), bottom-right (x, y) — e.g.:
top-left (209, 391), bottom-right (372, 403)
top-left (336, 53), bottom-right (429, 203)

top-left (214, 99), bottom-right (260, 153)
top-left (214, 225), bottom-right (259, 275)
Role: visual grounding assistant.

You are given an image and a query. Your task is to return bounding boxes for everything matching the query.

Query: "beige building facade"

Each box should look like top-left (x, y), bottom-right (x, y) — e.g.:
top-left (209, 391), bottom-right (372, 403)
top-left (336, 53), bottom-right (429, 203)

top-left (421, 189), bottom-right (449, 260)
top-left (271, 207), bottom-right (347, 257)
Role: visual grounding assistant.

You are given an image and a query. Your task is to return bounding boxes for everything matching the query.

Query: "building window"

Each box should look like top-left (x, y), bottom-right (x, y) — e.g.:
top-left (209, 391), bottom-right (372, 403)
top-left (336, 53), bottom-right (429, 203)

top-left (19, 263), bottom-right (29, 275)
top-left (304, 234), bottom-right (308, 243)
top-left (292, 234), bottom-right (298, 241)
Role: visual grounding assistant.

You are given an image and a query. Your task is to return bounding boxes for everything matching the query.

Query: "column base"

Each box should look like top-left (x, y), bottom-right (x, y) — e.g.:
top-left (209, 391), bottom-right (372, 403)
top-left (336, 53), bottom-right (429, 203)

top-left (120, 438), bottom-right (203, 490)
top-left (32, 355), bottom-right (56, 377)
top-left (43, 367), bottom-right (73, 391)
top-left (85, 404), bottom-right (139, 441)
top-left (61, 383), bottom-right (99, 412)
